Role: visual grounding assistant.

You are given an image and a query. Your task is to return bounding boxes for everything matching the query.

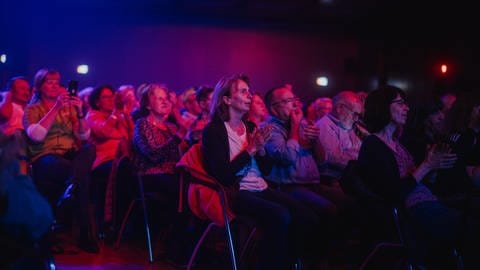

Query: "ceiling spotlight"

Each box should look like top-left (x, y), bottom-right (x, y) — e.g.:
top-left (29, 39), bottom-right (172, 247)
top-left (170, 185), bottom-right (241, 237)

top-left (316, 76), bottom-right (328, 87)
top-left (77, 65), bottom-right (89, 74)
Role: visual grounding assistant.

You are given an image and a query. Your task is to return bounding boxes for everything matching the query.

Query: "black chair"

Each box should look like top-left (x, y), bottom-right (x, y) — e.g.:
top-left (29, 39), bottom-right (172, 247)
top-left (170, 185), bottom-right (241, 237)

top-left (114, 172), bottom-right (158, 263)
top-left (340, 159), bottom-right (465, 270)
top-left (339, 160), bottom-right (416, 270)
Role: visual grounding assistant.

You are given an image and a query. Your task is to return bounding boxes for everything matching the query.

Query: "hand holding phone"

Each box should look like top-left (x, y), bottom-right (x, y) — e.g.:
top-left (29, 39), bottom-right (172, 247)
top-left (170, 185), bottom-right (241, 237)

top-left (68, 80), bottom-right (79, 97)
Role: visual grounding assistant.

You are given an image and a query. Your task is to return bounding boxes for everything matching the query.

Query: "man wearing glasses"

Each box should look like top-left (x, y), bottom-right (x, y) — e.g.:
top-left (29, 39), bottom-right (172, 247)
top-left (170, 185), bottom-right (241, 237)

top-left (314, 91), bottom-right (364, 218)
top-left (316, 91), bottom-right (363, 181)
top-left (262, 85), bottom-right (336, 266)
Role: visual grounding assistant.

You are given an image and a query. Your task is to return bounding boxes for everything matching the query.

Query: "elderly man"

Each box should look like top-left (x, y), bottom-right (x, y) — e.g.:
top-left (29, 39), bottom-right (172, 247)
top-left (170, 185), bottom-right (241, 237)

top-left (316, 91), bottom-right (363, 181)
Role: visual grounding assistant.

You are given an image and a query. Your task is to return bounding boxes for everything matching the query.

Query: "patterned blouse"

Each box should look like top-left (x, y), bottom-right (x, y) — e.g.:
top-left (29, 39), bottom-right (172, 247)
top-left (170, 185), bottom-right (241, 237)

top-left (386, 138), bottom-right (438, 208)
top-left (133, 117), bottom-right (182, 175)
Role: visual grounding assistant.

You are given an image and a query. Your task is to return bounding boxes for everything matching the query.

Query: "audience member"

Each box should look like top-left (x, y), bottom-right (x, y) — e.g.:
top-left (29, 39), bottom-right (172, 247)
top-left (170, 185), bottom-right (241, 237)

top-left (203, 75), bottom-right (320, 269)
top-left (23, 68), bottom-right (98, 253)
top-left (0, 76), bottom-right (32, 135)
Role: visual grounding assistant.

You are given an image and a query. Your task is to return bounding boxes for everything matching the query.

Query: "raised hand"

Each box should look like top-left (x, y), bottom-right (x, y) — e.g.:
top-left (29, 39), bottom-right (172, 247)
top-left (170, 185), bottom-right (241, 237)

top-left (176, 116), bottom-right (195, 139)
top-left (55, 93), bottom-right (72, 109)
top-left (290, 108), bottom-right (303, 127)
top-left (302, 122), bottom-right (320, 141)
top-left (248, 125), bottom-right (273, 155)
top-left (425, 143), bottom-right (457, 170)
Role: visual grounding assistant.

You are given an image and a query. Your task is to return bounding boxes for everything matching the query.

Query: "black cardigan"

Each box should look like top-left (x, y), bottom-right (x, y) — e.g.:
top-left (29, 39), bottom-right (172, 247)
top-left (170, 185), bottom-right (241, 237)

top-left (357, 135), bottom-right (418, 207)
top-left (202, 115), bottom-right (272, 188)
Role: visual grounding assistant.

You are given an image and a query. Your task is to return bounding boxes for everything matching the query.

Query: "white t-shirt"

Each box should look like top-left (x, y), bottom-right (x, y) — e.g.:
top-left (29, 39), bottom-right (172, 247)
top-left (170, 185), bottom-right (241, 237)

top-left (224, 122), bottom-right (268, 192)
top-left (0, 102), bottom-right (24, 135)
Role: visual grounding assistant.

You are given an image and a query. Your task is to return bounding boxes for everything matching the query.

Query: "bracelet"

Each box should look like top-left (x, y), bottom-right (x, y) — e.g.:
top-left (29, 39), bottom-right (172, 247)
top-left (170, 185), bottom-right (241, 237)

top-left (110, 114), bottom-right (118, 120)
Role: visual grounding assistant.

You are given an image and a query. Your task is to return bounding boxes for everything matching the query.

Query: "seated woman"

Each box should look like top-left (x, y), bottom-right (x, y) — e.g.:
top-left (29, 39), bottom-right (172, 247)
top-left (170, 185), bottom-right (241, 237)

top-left (23, 68), bottom-right (97, 253)
top-left (357, 85), bottom-right (478, 268)
top-left (202, 74), bottom-right (320, 270)
top-left (132, 83), bottom-right (192, 264)
top-left (86, 85), bottom-right (133, 237)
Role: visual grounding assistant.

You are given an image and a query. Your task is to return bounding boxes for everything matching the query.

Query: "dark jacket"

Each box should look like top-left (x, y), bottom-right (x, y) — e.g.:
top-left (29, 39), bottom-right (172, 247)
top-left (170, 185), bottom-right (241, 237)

top-left (357, 135), bottom-right (418, 207)
top-left (202, 115), bottom-right (272, 189)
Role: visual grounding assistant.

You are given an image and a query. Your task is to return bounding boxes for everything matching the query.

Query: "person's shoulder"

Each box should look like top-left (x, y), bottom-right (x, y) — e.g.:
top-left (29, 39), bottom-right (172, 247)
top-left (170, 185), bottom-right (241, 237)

top-left (203, 117), bottom-right (222, 133)
top-left (362, 134), bottom-right (382, 146)
top-left (134, 117), bottom-right (148, 128)
top-left (24, 102), bottom-right (41, 110)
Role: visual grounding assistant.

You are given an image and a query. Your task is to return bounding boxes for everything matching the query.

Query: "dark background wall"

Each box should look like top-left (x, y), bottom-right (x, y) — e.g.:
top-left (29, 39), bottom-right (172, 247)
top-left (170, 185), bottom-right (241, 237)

top-left (1, 0), bottom-right (478, 103)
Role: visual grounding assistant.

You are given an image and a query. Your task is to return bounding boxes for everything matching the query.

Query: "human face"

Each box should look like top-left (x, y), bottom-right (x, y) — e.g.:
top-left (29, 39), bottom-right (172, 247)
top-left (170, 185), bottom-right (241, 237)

top-left (426, 110), bottom-right (445, 135)
top-left (249, 94), bottom-right (268, 120)
top-left (339, 102), bottom-right (362, 129)
top-left (441, 94), bottom-right (456, 112)
top-left (122, 89), bottom-right (136, 104)
top-left (184, 94), bottom-right (202, 115)
top-left (315, 100), bottom-right (332, 119)
top-left (10, 79), bottom-right (31, 105)
top-left (390, 94), bottom-right (409, 126)
top-left (270, 88), bottom-right (299, 121)
top-left (97, 88), bottom-right (115, 113)
top-left (199, 92), bottom-right (213, 113)
top-left (224, 79), bottom-right (252, 114)
top-left (39, 73), bottom-right (61, 100)
top-left (148, 87), bottom-right (171, 118)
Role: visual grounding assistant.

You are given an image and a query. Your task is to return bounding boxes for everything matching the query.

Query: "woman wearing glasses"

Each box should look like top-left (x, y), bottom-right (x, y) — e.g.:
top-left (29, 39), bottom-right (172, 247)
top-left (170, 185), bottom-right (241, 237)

top-left (356, 85), bottom-right (478, 268)
top-left (23, 68), bottom-right (97, 253)
top-left (202, 74), bottom-right (319, 270)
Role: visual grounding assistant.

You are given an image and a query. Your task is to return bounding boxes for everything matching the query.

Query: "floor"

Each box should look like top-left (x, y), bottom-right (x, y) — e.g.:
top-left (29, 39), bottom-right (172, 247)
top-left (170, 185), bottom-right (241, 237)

top-left (51, 210), bottom-right (410, 270)
top-left (52, 231), bottom-right (409, 270)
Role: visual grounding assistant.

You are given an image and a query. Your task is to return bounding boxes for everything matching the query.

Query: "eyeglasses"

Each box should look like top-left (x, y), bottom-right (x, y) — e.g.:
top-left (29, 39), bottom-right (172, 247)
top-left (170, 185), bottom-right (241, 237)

top-left (391, 99), bottom-right (408, 106)
top-left (342, 104), bottom-right (362, 118)
top-left (272, 96), bottom-right (299, 106)
top-left (100, 95), bottom-right (114, 100)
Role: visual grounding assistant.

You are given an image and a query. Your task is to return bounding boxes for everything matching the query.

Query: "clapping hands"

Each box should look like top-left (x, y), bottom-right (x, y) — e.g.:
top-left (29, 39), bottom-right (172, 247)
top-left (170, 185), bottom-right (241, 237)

top-left (425, 143), bottom-right (457, 170)
top-left (248, 125), bottom-right (273, 155)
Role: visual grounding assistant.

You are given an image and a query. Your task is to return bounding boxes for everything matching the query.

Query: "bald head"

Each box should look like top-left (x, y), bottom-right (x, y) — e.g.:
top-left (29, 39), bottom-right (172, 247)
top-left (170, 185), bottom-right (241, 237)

top-left (332, 91), bottom-right (362, 129)
top-left (333, 91), bottom-right (360, 107)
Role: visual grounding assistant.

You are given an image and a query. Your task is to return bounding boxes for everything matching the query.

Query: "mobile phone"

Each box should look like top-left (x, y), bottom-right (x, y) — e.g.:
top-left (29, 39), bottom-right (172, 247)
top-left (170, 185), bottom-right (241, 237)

top-left (68, 80), bottom-right (79, 96)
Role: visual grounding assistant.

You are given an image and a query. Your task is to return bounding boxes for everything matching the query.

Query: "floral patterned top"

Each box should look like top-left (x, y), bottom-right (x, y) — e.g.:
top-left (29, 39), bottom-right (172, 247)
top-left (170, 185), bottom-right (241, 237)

top-left (381, 136), bottom-right (438, 208)
top-left (133, 117), bottom-right (181, 175)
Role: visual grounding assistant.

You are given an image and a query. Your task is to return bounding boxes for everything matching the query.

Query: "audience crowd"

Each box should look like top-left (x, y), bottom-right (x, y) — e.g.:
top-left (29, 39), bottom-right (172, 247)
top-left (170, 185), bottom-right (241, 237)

top-left (2, 68), bottom-right (480, 270)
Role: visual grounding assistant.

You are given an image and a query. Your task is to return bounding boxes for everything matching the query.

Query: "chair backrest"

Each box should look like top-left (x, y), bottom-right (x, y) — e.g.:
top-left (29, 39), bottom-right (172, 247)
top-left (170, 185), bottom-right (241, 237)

top-left (339, 159), bottom-right (384, 203)
top-left (176, 144), bottom-right (235, 227)
top-left (340, 159), bottom-right (404, 240)
top-left (104, 139), bottom-right (134, 224)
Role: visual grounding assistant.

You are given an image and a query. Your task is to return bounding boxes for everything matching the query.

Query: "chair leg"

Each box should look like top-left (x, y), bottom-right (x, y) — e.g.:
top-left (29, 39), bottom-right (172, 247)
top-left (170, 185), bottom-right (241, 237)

top-left (239, 227), bottom-right (257, 262)
top-left (359, 242), bottom-right (403, 270)
top-left (220, 191), bottom-right (238, 270)
top-left (138, 175), bottom-right (154, 263)
top-left (114, 199), bottom-right (136, 249)
top-left (187, 222), bottom-right (215, 270)
top-left (453, 248), bottom-right (464, 270)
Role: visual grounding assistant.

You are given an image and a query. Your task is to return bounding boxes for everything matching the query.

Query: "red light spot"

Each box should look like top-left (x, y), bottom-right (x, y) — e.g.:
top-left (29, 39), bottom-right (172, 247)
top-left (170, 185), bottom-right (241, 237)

top-left (441, 64), bottom-right (448, 74)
